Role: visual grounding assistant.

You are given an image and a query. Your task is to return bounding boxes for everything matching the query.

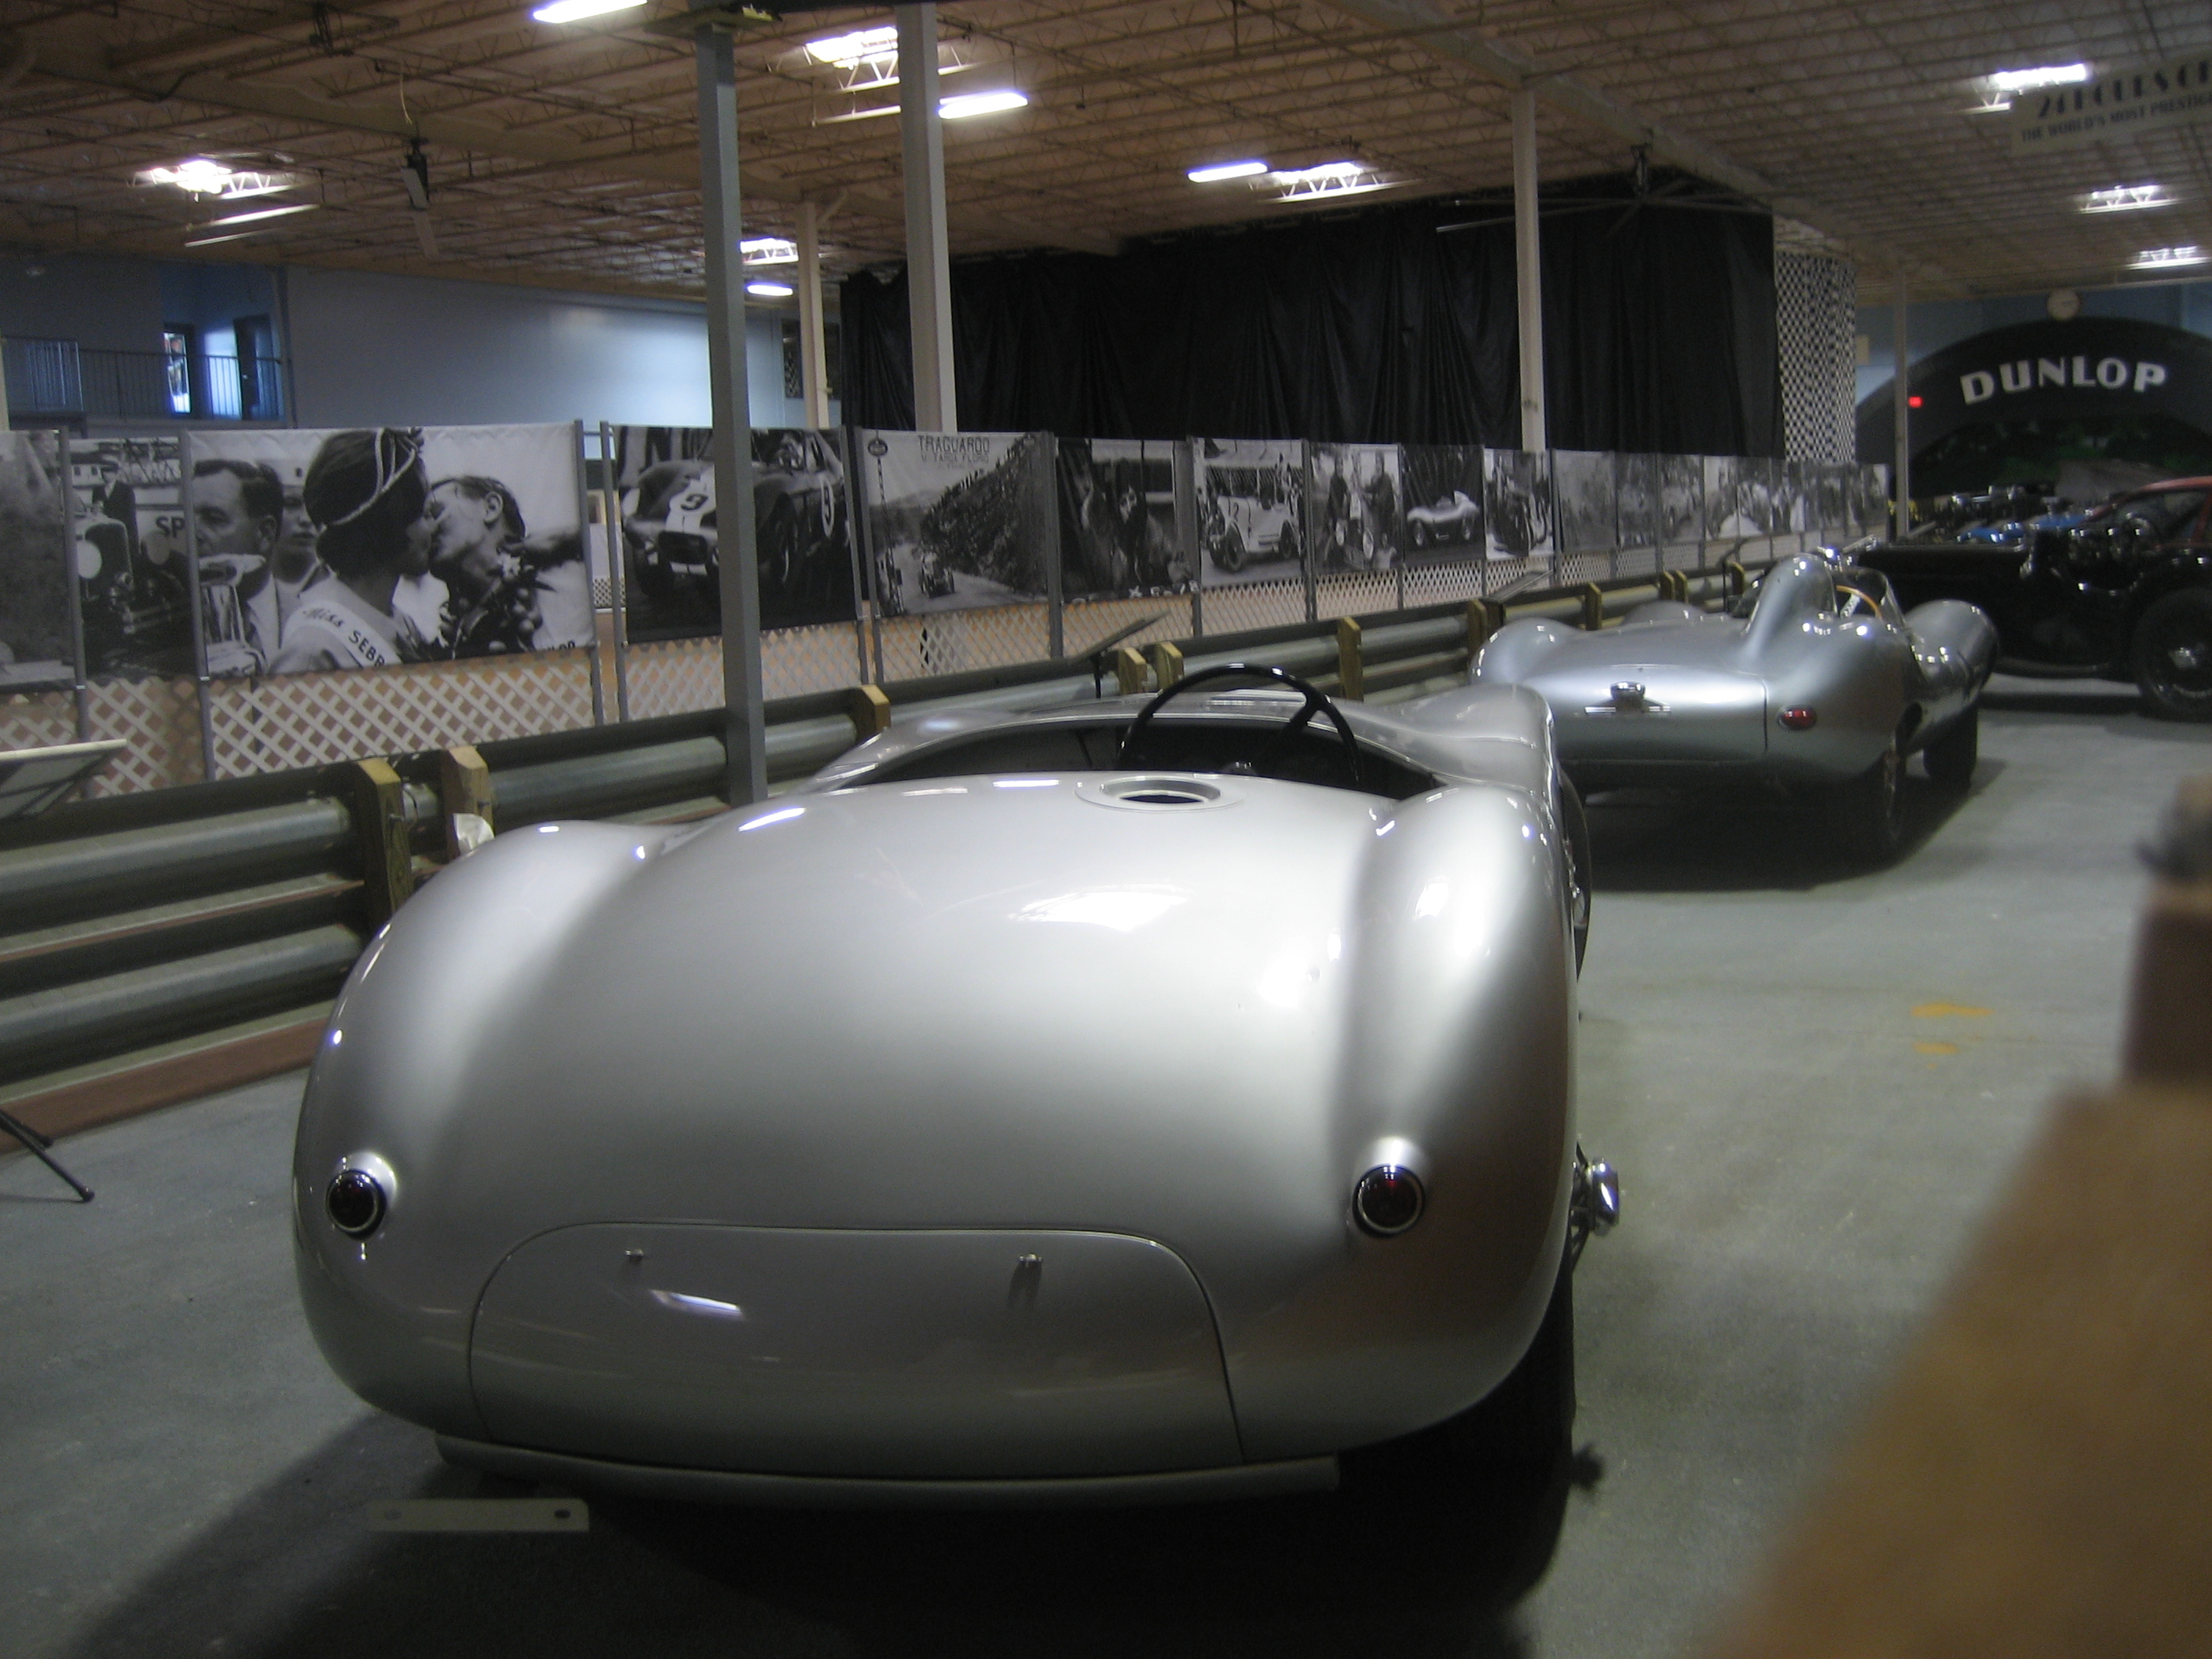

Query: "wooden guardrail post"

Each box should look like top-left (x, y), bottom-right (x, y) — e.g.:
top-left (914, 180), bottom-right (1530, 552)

top-left (1148, 641), bottom-right (1184, 690)
top-left (1112, 644), bottom-right (1148, 696)
top-left (846, 683), bottom-right (892, 741)
top-left (1466, 598), bottom-right (1502, 661)
top-left (1723, 557), bottom-right (1748, 597)
top-left (1580, 582), bottom-right (1606, 631)
top-left (350, 759), bottom-right (415, 929)
top-left (437, 745), bottom-right (495, 863)
top-left (1335, 617), bottom-right (1364, 700)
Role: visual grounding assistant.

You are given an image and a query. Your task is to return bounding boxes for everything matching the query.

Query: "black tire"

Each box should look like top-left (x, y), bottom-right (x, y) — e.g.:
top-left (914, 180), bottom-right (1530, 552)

top-left (1410, 519), bottom-right (1430, 550)
top-left (1445, 1252), bottom-right (1574, 1467)
top-left (1833, 738), bottom-right (1906, 865)
top-left (1214, 526), bottom-right (1246, 573)
top-left (2131, 588), bottom-right (2212, 722)
top-left (1922, 704), bottom-right (1978, 792)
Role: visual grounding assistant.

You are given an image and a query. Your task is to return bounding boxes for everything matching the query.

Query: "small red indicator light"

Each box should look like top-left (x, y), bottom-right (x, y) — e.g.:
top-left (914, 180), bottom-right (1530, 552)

top-left (1779, 707), bottom-right (1818, 731)
top-left (1907, 395), bottom-right (1923, 408)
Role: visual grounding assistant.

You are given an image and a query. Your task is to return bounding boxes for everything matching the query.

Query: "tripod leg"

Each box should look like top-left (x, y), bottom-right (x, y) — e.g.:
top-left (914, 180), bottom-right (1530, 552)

top-left (0, 1109), bottom-right (93, 1203)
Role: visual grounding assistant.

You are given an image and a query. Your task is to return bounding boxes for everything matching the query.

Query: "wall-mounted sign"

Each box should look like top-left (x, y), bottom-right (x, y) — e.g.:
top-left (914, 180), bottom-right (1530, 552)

top-left (2012, 53), bottom-right (2212, 151)
top-left (1855, 317), bottom-right (2212, 468)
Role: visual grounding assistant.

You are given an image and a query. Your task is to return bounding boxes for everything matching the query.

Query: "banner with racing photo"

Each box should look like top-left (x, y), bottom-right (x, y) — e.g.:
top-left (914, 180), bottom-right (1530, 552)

top-left (1055, 438), bottom-right (1192, 602)
top-left (71, 434), bottom-right (189, 681)
top-left (610, 425), bottom-right (859, 643)
top-left (1397, 446), bottom-right (1486, 563)
top-left (1550, 451), bottom-right (1617, 556)
top-left (1192, 439), bottom-right (1306, 588)
top-left (1308, 443), bottom-right (1404, 574)
top-left (0, 430), bottom-right (74, 692)
top-left (183, 424), bottom-right (588, 676)
top-left (855, 430), bottom-right (1056, 617)
top-left (1484, 449), bottom-right (1556, 562)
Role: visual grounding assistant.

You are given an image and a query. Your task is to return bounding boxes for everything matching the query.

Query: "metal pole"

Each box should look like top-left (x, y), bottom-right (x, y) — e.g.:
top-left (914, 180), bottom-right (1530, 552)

top-left (570, 420), bottom-right (604, 725)
top-left (1511, 87), bottom-right (1547, 453)
top-left (797, 200), bottom-right (831, 428)
top-left (178, 437), bottom-right (217, 783)
top-left (60, 432), bottom-right (90, 745)
top-left (898, 4), bottom-right (957, 433)
top-left (694, 9), bottom-right (767, 805)
top-left (1892, 268), bottom-right (1911, 538)
top-left (599, 422), bottom-right (631, 722)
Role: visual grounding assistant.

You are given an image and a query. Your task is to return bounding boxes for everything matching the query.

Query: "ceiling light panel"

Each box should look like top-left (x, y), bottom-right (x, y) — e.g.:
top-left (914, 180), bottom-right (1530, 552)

top-left (2128, 245), bottom-right (2207, 270)
top-left (529, 0), bottom-right (646, 23)
top-left (2078, 185), bottom-right (2174, 214)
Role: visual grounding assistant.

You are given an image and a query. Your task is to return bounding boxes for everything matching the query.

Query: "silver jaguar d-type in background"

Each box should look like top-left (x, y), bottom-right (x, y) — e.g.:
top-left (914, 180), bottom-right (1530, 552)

top-left (1475, 554), bottom-right (1998, 861)
top-left (295, 666), bottom-right (1616, 1507)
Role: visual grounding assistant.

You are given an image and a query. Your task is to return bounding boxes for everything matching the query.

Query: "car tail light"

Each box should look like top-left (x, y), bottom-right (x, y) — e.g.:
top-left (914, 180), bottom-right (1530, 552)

top-left (327, 1169), bottom-right (386, 1238)
top-left (1779, 706), bottom-right (1818, 731)
top-left (1353, 1166), bottom-right (1425, 1236)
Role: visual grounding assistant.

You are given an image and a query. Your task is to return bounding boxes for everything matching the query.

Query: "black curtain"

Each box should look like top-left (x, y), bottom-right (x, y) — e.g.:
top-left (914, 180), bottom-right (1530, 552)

top-left (840, 170), bottom-right (1780, 456)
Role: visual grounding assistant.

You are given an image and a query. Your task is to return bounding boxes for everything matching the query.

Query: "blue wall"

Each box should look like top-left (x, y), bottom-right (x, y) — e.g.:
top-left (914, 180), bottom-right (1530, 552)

top-left (2, 249), bottom-right (831, 432)
top-left (1857, 279), bottom-right (2212, 405)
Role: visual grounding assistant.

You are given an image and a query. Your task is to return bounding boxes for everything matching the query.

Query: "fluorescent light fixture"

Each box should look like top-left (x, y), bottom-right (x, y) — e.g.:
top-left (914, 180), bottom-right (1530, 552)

top-left (806, 24), bottom-right (899, 66)
top-left (1188, 159), bottom-right (1268, 183)
top-left (742, 236), bottom-right (797, 265)
top-left (182, 229), bottom-right (264, 249)
top-left (141, 157), bottom-right (236, 195)
top-left (529, 0), bottom-right (646, 22)
top-left (2128, 244), bottom-right (2208, 269)
top-left (1988, 63), bottom-right (2090, 92)
top-left (939, 88), bottom-right (1028, 119)
top-left (202, 202), bottom-right (319, 229)
top-left (746, 280), bottom-right (794, 298)
top-left (1269, 161), bottom-right (1366, 184)
top-left (2080, 183), bottom-right (2174, 214)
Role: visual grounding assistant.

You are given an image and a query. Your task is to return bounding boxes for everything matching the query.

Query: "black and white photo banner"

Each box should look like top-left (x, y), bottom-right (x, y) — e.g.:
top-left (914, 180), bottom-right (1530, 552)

top-left (71, 434), bottom-right (188, 682)
top-left (1056, 438), bottom-right (1192, 602)
top-left (0, 431), bottom-right (73, 693)
top-left (186, 423), bottom-right (589, 676)
top-left (857, 430), bottom-right (1055, 617)
top-left (1193, 438), bottom-right (1306, 588)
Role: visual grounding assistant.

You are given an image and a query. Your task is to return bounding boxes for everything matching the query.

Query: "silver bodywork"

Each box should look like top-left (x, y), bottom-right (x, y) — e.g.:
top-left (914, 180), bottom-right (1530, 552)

top-left (1474, 555), bottom-right (1998, 789)
top-left (294, 681), bottom-right (1584, 1502)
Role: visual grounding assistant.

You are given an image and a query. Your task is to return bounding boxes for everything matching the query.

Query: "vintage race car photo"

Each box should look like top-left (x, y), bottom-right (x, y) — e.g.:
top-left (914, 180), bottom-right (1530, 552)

top-left (623, 430), bottom-right (851, 628)
top-left (294, 666), bottom-right (1617, 1507)
top-left (1861, 476), bottom-right (2212, 720)
top-left (1476, 555), bottom-right (1998, 861)
top-left (1406, 489), bottom-right (1482, 548)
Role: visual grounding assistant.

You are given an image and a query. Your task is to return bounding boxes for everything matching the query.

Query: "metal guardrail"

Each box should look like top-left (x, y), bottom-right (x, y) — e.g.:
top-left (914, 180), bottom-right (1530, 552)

top-left (2, 336), bottom-right (287, 423)
top-left (0, 559), bottom-right (1754, 1100)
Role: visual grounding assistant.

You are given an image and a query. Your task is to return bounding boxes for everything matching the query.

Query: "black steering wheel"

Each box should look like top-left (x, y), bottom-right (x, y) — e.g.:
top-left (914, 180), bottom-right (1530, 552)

top-left (1116, 663), bottom-right (1364, 790)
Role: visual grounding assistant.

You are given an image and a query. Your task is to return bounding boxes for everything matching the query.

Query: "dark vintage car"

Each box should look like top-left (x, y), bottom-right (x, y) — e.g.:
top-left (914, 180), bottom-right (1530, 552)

top-left (1858, 477), bottom-right (2212, 720)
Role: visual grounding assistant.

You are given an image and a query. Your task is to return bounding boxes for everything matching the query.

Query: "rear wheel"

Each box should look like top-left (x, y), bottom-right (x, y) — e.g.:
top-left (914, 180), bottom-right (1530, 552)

top-left (1833, 738), bottom-right (1906, 865)
top-left (1445, 1253), bottom-right (1574, 1467)
top-left (2131, 589), bottom-right (2212, 722)
top-left (1923, 705), bottom-right (1979, 791)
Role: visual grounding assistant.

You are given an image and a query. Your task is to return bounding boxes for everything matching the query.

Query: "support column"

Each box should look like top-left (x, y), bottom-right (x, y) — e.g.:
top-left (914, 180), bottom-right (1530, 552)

top-left (797, 199), bottom-right (831, 427)
top-left (1892, 269), bottom-right (1911, 539)
top-left (694, 12), bottom-right (767, 805)
top-left (1511, 87), bottom-right (1546, 453)
top-left (898, 3), bottom-right (957, 432)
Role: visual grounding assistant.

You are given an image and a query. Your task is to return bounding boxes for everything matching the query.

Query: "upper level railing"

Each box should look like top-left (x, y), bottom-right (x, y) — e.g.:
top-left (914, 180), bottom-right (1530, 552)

top-left (2, 336), bottom-right (286, 424)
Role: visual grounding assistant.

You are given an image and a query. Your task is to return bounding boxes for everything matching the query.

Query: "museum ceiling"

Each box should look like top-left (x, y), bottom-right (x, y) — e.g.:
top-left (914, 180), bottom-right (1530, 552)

top-left (0, 0), bottom-right (2205, 304)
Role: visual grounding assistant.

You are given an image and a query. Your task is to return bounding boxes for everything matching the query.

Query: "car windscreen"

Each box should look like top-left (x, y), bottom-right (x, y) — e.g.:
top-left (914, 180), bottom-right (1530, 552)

top-left (866, 718), bottom-right (1437, 799)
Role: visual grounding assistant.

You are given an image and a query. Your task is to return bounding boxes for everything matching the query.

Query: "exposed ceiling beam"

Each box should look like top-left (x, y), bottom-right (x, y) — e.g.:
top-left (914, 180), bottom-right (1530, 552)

top-left (16, 30), bottom-right (1119, 256)
top-left (1317, 0), bottom-right (1943, 279)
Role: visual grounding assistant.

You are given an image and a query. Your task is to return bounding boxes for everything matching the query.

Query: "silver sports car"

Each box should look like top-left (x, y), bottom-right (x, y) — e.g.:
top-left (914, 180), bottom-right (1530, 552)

top-left (294, 666), bottom-right (1617, 1507)
top-left (1475, 555), bottom-right (1998, 860)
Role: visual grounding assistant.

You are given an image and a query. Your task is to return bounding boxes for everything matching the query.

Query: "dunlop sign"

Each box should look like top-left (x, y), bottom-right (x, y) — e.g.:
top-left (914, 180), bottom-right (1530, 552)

top-left (2013, 54), bottom-right (2212, 151)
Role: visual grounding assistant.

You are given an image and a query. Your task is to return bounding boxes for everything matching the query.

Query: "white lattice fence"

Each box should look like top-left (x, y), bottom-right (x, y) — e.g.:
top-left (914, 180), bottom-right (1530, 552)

top-left (208, 652), bottom-right (599, 779)
top-left (88, 679), bottom-right (206, 793)
top-left (1315, 570), bottom-right (1401, 621)
top-left (1062, 595), bottom-right (1196, 658)
top-left (763, 623), bottom-right (870, 698)
top-left (0, 692), bottom-right (81, 761)
top-left (1199, 580), bottom-right (1308, 636)
top-left (625, 635), bottom-right (726, 720)
top-left (1401, 562), bottom-right (1491, 608)
top-left (873, 604), bottom-right (1053, 683)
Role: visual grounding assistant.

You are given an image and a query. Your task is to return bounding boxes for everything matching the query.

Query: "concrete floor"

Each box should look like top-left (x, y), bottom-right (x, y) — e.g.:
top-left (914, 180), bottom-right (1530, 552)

top-left (5, 679), bottom-right (2204, 1659)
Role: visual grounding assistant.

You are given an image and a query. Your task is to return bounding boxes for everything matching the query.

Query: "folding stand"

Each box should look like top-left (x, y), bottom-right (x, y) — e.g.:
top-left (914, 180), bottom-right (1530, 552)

top-left (0, 1109), bottom-right (93, 1203)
